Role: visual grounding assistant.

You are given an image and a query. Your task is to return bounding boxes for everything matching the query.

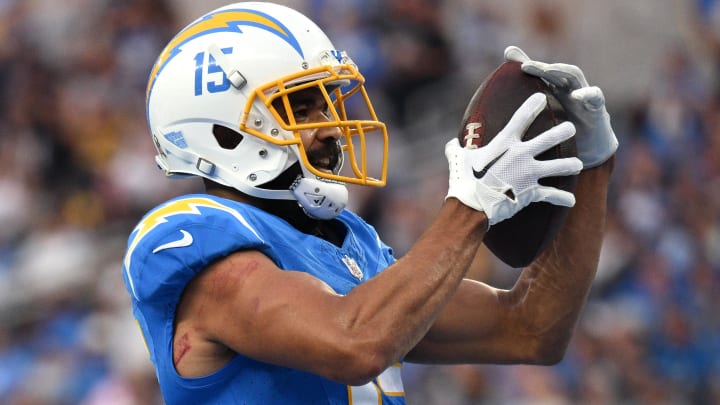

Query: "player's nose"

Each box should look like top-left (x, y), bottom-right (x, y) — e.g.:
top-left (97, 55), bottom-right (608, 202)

top-left (313, 112), bottom-right (342, 142)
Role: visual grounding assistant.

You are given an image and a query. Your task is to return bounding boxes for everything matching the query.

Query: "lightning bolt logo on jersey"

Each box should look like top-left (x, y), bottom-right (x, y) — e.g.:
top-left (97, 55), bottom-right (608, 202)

top-left (123, 197), bottom-right (262, 300)
top-left (122, 194), bottom-right (404, 404)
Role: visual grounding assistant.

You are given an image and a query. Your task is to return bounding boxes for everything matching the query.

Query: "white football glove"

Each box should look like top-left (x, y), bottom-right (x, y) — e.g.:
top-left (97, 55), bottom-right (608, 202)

top-left (446, 93), bottom-right (583, 226)
top-left (504, 46), bottom-right (619, 169)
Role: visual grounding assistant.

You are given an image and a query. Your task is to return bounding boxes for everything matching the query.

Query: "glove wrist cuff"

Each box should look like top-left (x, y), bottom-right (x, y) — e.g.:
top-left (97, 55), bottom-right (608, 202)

top-left (580, 132), bottom-right (619, 169)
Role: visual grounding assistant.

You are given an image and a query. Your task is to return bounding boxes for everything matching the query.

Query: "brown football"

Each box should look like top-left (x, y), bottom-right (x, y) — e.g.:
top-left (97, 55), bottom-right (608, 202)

top-left (458, 61), bottom-right (578, 268)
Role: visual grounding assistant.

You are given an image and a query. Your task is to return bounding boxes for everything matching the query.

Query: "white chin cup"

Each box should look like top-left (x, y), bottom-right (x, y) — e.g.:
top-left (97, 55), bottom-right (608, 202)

top-left (291, 177), bottom-right (348, 220)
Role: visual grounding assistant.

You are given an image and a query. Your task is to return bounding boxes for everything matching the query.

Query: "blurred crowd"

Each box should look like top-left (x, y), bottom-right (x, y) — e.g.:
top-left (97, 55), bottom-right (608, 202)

top-left (0, 0), bottom-right (719, 404)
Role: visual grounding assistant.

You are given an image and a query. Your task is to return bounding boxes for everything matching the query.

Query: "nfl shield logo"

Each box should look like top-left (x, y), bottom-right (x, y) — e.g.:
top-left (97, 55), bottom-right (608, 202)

top-left (341, 255), bottom-right (363, 280)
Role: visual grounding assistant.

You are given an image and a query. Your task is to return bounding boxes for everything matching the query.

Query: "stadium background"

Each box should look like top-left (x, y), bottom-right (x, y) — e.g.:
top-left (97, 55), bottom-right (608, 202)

top-left (1, 0), bottom-right (718, 403)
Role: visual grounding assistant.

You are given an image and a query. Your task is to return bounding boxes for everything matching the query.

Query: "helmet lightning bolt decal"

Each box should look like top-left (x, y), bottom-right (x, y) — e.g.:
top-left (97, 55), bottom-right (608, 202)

top-left (123, 197), bottom-right (263, 300)
top-left (146, 8), bottom-right (304, 101)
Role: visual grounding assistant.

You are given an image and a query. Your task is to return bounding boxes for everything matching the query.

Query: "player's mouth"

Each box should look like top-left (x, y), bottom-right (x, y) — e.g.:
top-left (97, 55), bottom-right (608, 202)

top-left (308, 143), bottom-right (341, 173)
top-left (310, 155), bottom-right (338, 173)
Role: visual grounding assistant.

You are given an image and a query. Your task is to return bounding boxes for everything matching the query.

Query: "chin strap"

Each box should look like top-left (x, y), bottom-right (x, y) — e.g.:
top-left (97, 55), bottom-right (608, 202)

top-left (290, 176), bottom-right (348, 220)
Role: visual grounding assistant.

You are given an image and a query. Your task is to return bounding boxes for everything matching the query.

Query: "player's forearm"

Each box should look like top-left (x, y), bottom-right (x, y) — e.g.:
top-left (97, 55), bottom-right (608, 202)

top-left (503, 157), bottom-right (614, 361)
top-left (340, 198), bottom-right (487, 364)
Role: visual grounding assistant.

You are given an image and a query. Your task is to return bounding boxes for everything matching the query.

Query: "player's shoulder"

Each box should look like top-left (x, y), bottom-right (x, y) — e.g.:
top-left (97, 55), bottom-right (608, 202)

top-left (141, 193), bottom-right (244, 220)
top-left (127, 194), bottom-right (266, 253)
top-left (124, 194), bottom-right (267, 302)
top-left (136, 193), bottom-right (259, 231)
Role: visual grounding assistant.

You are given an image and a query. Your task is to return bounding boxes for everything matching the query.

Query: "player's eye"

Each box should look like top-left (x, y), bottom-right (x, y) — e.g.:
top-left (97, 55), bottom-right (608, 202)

top-left (292, 105), bottom-right (310, 122)
top-left (292, 101), bottom-right (330, 123)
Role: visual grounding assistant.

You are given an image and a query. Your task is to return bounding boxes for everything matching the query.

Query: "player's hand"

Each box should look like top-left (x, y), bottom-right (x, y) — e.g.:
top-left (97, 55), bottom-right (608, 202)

top-left (445, 93), bottom-right (583, 226)
top-left (504, 46), bottom-right (619, 169)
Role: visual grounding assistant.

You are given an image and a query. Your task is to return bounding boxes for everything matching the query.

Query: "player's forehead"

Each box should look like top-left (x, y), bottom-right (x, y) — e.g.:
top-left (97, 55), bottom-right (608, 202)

top-left (287, 87), bottom-right (325, 106)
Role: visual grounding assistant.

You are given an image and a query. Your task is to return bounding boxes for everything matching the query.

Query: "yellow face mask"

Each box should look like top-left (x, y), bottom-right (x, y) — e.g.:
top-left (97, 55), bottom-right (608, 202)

top-left (240, 63), bottom-right (388, 188)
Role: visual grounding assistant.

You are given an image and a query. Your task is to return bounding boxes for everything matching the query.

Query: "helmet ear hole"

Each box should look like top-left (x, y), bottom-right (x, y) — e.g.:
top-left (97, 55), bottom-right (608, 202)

top-left (212, 124), bottom-right (244, 149)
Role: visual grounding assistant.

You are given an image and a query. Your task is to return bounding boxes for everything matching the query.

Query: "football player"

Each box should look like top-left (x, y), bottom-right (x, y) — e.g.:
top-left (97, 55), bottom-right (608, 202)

top-left (122, 2), bottom-right (617, 404)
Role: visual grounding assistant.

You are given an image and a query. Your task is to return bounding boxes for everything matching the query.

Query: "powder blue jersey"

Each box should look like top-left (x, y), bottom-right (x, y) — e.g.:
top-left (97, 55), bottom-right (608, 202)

top-left (122, 194), bottom-right (405, 404)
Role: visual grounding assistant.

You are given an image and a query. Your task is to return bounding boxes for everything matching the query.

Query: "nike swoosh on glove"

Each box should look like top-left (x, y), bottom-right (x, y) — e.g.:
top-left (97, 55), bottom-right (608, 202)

top-left (446, 93), bottom-right (583, 226)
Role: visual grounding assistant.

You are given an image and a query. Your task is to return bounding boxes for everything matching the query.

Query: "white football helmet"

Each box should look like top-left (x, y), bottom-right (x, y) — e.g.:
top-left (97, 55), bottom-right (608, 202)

top-left (146, 2), bottom-right (388, 219)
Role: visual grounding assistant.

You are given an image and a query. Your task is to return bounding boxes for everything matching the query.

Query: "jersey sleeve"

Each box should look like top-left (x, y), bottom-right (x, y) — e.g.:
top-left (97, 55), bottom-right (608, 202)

top-left (123, 197), bottom-right (265, 303)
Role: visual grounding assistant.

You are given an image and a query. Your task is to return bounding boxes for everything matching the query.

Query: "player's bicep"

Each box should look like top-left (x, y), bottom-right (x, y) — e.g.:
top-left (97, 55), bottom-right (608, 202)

top-left (178, 249), bottom-right (344, 370)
